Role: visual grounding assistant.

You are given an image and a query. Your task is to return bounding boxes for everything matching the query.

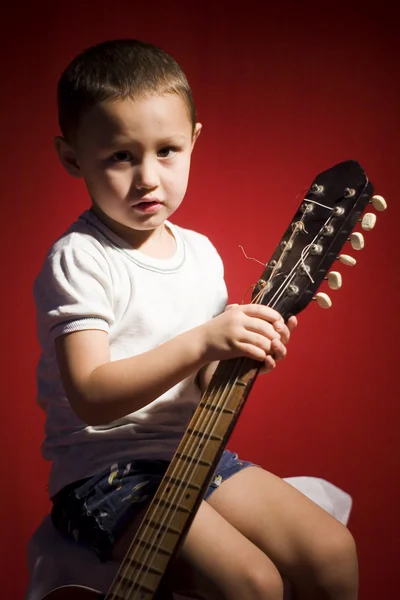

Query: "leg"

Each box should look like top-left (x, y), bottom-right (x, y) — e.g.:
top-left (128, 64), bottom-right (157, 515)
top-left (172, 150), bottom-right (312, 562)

top-left (207, 467), bottom-right (358, 600)
top-left (112, 500), bottom-right (285, 600)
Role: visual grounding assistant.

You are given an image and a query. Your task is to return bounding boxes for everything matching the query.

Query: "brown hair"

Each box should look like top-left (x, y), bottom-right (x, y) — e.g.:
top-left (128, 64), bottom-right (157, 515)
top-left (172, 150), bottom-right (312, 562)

top-left (57, 39), bottom-right (197, 142)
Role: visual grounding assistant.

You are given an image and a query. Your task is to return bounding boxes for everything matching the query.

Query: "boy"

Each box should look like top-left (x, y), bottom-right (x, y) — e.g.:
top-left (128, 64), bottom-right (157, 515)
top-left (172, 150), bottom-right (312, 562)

top-left (34, 39), bottom-right (358, 599)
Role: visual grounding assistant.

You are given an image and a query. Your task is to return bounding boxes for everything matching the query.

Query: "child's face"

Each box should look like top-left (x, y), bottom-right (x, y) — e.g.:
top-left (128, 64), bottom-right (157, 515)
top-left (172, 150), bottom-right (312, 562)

top-left (68, 93), bottom-right (200, 242)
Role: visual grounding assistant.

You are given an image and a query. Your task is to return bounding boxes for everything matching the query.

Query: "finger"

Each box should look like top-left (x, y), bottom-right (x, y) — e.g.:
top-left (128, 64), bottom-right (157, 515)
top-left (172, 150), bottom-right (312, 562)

top-left (274, 315), bottom-right (298, 343)
top-left (239, 342), bottom-right (268, 362)
top-left (260, 354), bottom-right (276, 373)
top-left (243, 316), bottom-right (281, 341)
top-left (238, 325), bottom-right (280, 359)
top-left (242, 303), bottom-right (282, 323)
top-left (287, 315), bottom-right (298, 332)
top-left (273, 319), bottom-right (291, 344)
top-left (270, 338), bottom-right (287, 361)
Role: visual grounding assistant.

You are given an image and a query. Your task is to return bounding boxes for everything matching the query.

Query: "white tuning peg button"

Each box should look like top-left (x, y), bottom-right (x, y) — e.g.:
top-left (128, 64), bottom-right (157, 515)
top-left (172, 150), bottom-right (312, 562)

top-left (338, 254), bottom-right (357, 266)
top-left (313, 292), bottom-right (332, 309)
top-left (371, 194), bottom-right (387, 211)
top-left (361, 212), bottom-right (377, 231)
top-left (327, 271), bottom-right (342, 290)
top-left (349, 232), bottom-right (364, 250)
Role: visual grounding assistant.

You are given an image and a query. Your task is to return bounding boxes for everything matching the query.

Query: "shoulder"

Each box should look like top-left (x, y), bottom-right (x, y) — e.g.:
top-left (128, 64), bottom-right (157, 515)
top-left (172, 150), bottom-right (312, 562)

top-left (170, 222), bottom-right (223, 266)
top-left (51, 214), bottom-right (109, 259)
top-left (33, 213), bottom-right (114, 302)
top-left (33, 214), bottom-right (116, 335)
top-left (38, 213), bottom-right (111, 275)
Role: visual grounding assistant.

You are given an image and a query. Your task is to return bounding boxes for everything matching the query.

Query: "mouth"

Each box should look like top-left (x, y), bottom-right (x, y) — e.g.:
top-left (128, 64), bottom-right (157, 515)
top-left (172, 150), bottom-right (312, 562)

top-left (132, 199), bottom-right (163, 213)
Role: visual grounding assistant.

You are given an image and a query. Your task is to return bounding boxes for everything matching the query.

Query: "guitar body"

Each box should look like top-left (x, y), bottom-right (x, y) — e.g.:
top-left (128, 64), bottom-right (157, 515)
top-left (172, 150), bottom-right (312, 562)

top-left (42, 586), bottom-right (103, 600)
top-left (42, 584), bottom-right (174, 600)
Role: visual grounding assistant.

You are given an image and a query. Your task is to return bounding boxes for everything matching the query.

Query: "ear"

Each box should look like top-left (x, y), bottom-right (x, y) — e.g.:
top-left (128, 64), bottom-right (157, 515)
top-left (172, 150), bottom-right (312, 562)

top-left (53, 136), bottom-right (82, 178)
top-left (191, 122), bottom-right (202, 151)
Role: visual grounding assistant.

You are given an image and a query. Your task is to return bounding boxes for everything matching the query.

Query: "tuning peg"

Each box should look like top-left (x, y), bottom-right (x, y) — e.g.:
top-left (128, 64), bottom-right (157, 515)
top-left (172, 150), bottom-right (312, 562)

top-left (313, 292), bottom-right (332, 308)
top-left (348, 232), bottom-right (364, 250)
top-left (326, 271), bottom-right (342, 290)
top-left (338, 254), bottom-right (357, 266)
top-left (360, 212), bottom-right (376, 231)
top-left (371, 194), bottom-right (387, 211)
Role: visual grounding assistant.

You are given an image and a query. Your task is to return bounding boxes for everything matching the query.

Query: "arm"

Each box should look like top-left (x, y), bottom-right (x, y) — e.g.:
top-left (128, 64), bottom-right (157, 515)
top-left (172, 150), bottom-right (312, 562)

top-left (55, 304), bottom-right (294, 426)
top-left (56, 325), bottom-right (209, 426)
top-left (196, 361), bottom-right (220, 395)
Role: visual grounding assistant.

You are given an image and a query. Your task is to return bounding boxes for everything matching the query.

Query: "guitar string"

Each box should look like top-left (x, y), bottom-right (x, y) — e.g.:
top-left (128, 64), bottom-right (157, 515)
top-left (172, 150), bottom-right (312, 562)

top-left (116, 215), bottom-right (334, 600)
top-left (106, 356), bottom-right (248, 600)
top-left (112, 201), bottom-right (334, 599)
top-left (111, 205), bottom-right (334, 600)
top-left (113, 207), bottom-right (334, 600)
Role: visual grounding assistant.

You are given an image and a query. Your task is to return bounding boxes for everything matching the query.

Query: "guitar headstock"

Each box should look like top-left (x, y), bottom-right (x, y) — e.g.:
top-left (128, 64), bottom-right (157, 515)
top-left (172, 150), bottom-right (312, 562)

top-left (252, 160), bottom-right (386, 319)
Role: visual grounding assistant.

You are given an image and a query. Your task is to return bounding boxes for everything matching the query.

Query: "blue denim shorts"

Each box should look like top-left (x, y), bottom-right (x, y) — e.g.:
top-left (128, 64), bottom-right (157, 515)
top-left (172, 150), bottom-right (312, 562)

top-left (51, 449), bottom-right (255, 562)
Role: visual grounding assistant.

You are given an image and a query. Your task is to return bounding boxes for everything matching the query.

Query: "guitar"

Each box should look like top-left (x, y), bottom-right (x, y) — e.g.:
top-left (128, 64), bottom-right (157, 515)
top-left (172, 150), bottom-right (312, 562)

top-left (42, 160), bottom-right (386, 600)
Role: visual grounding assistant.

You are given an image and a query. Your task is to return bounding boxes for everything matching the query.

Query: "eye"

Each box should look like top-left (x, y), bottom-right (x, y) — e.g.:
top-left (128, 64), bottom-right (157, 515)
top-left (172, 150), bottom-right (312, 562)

top-left (111, 151), bottom-right (132, 163)
top-left (157, 146), bottom-right (177, 159)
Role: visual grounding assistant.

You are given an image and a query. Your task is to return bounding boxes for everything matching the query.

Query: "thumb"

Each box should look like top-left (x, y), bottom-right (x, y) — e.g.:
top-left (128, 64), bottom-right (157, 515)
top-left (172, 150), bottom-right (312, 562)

top-left (224, 303), bottom-right (239, 311)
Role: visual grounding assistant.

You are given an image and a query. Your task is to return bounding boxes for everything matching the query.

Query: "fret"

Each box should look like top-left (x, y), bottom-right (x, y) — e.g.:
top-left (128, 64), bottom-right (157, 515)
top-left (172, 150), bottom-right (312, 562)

top-left (175, 451), bottom-right (211, 467)
top-left (109, 577), bottom-right (157, 598)
top-left (186, 428), bottom-right (223, 442)
top-left (117, 562), bottom-right (164, 581)
top-left (107, 591), bottom-right (129, 600)
top-left (236, 379), bottom-right (247, 387)
top-left (198, 401), bottom-right (235, 414)
top-left (135, 538), bottom-right (172, 556)
top-left (163, 474), bottom-right (201, 490)
top-left (142, 518), bottom-right (181, 535)
top-left (129, 581), bottom-right (156, 595)
top-left (153, 497), bottom-right (192, 513)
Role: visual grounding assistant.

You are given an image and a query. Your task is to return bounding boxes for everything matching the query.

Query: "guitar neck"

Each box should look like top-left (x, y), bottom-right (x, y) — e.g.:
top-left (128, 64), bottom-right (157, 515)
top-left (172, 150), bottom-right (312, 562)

top-left (104, 159), bottom-right (379, 600)
top-left (105, 357), bottom-right (260, 600)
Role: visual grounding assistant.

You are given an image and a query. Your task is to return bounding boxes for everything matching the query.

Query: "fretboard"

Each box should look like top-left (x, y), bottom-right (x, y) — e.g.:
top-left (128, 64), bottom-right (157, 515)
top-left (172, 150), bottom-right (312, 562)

top-left (105, 356), bottom-right (261, 600)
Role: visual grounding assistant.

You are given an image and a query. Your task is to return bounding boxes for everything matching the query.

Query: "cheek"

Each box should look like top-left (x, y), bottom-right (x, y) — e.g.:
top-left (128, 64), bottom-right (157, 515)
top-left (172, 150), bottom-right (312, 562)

top-left (107, 171), bottom-right (130, 196)
top-left (90, 168), bottom-right (131, 198)
top-left (168, 159), bottom-right (192, 194)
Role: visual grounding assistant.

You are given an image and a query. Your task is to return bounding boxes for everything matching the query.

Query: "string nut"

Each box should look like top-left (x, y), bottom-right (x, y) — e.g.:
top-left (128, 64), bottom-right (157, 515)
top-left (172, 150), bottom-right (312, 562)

top-left (313, 292), bottom-right (332, 309)
top-left (310, 183), bottom-right (324, 195)
top-left (281, 240), bottom-right (293, 250)
top-left (348, 232), bottom-right (364, 250)
top-left (344, 187), bottom-right (356, 198)
top-left (287, 284), bottom-right (299, 296)
top-left (301, 202), bottom-right (314, 213)
top-left (338, 254), bottom-right (357, 266)
top-left (323, 225), bottom-right (334, 236)
top-left (326, 271), bottom-right (342, 290)
top-left (371, 194), bottom-right (387, 211)
top-left (310, 243), bottom-right (323, 255)
top-left (333, 206), bottom-right (345, 217)
top-left (360, 212), bottom-right (376, 231)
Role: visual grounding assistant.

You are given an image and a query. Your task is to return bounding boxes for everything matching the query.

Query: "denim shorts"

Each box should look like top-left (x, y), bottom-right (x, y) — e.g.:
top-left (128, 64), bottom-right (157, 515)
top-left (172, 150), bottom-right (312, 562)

top-left (51, 449), bottom-right (255, 562)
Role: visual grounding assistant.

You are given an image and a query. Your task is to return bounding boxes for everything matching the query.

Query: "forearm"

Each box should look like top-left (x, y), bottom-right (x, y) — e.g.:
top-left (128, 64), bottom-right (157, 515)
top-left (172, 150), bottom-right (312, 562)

top-left (197, 360), bottom-right (220, 394)
top-left (66, 327), bottom-right (208, 426)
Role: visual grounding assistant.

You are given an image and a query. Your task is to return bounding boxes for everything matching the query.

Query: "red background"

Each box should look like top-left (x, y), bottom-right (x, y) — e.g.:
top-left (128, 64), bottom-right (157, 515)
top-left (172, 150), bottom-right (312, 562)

top-left (1, 2), bottom-right (399, 598)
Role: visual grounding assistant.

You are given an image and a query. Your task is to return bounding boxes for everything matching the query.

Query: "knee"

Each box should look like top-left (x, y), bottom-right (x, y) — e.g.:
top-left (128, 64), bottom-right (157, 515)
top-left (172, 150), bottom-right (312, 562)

top-left (314, 524), bottom-right (359, 594)
top-left (243, 561), bottom-right (284, 600)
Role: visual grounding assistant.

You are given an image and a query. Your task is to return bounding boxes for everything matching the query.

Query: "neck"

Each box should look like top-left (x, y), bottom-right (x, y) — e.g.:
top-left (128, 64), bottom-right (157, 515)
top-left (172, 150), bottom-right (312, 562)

top-left (90, 205), bottom-right (175, 258)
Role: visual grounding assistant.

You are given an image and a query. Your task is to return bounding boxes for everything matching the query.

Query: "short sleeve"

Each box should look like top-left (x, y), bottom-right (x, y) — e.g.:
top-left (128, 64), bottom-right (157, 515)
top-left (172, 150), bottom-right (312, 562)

top-left (34, 240), bottom-right (115, 343)
top-left (209, 242), bottom-right (228, 317)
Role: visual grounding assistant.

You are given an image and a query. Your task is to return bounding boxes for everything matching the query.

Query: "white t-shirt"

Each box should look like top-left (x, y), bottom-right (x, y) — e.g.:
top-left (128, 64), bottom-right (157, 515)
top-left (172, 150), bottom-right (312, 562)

top-left (34, 210), bottom-right (228, 498)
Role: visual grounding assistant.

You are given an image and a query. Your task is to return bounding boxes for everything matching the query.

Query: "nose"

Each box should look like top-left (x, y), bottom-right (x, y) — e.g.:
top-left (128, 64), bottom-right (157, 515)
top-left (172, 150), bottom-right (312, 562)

top-left (135, 156), bottom-right (159, 191)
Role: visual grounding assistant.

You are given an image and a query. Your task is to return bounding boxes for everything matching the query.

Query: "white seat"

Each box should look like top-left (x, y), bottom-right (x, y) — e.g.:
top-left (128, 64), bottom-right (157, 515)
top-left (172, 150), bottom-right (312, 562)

top-left (24, 476), bottom-right (352, 600)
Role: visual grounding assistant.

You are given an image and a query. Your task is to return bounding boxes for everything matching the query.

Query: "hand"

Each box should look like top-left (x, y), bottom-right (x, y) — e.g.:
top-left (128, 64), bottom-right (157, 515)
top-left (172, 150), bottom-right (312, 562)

top-left (200, 303), bottom-right (297, 371)
top-left (260, 313), bottom-right (297, 374)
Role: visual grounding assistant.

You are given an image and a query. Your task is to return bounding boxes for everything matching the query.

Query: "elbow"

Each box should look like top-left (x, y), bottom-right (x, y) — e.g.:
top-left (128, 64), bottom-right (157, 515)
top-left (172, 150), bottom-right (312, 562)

top-left (67, 392), bottom-right (114, 427)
